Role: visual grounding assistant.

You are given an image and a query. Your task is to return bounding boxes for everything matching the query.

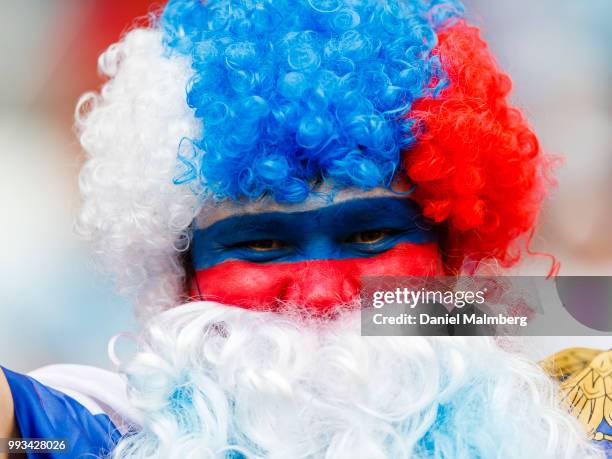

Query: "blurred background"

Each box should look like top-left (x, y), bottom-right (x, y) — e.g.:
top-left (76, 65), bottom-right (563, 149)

top-left (1, 1), bottom-right (610, 373)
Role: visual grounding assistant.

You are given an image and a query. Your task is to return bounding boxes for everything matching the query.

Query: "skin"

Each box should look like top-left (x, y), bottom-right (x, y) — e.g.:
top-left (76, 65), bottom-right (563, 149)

top-left (191, 187), bottom-right (442, 313)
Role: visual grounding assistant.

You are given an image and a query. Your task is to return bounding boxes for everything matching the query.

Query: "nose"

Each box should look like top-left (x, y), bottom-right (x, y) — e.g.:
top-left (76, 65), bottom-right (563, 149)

top-left (281, 261), bottom-right (361, 313)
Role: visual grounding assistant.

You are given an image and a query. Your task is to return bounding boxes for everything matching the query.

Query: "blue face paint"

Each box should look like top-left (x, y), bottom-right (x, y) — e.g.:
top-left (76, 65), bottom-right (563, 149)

top-left (191, 197), bottom-right (437, 270)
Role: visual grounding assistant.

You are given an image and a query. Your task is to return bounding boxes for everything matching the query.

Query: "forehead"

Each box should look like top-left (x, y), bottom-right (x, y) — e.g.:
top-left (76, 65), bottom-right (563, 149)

top-left (195, 185), bottom-right (413, 230)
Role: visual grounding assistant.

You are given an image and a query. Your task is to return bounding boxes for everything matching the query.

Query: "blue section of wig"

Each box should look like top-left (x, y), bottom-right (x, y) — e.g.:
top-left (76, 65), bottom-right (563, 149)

top-left (161, 0), bottom-right (465, 203)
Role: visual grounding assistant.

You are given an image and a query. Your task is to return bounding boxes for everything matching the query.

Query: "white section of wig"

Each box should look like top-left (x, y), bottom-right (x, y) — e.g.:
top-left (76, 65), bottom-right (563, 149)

top-left (75, 28), bottom-right (201, 317)
top-left (112, 302), bottom-right (604, 459)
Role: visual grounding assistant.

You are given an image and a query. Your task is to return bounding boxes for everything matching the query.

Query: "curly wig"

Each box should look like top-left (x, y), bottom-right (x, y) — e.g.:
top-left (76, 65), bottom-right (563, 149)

top-left (76, 0), bottom-right (552, 315)
top-left (162, 0), bottom-right (465, 202)
top-left (405, 22), bottom-right (552, 273)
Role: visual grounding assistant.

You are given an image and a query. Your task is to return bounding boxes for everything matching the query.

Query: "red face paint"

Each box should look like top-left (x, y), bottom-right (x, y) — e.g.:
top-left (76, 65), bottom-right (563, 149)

top-left (192, 242), bottom-right (441, 315)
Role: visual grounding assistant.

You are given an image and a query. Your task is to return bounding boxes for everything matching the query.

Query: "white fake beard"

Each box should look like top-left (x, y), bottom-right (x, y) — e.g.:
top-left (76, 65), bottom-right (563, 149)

top-left (112, 302), bottom-right (603, 459)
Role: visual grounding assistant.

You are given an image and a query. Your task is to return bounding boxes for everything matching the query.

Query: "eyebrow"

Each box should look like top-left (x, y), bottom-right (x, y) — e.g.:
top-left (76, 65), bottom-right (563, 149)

top-left (200, 197), bottom-right (427, 236)
top-left (217, 217), bottom-right (280, 234)
top-left (330, 198), bottom-right (419, 226)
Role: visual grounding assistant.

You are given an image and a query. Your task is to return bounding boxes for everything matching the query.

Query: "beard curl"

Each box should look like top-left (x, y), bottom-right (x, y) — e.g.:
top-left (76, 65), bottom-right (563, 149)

top-left (113, 302), bottom-right (602, 459)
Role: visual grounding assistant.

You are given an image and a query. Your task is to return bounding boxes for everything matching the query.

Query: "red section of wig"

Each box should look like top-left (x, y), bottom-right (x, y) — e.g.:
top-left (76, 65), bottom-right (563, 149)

top-left (404, 22), bottom-right (552, 273)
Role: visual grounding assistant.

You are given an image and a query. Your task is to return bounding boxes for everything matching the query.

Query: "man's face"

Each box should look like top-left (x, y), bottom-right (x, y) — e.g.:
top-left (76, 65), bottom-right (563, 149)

top-left (190, 188), bottom-right (441, 314)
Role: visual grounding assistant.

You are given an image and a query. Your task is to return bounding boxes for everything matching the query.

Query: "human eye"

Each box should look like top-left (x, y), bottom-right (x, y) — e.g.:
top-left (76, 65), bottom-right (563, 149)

top-left (235, 239), bottom-right (288, 251)
top-left (346, 229), bottom-right (395, 245)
